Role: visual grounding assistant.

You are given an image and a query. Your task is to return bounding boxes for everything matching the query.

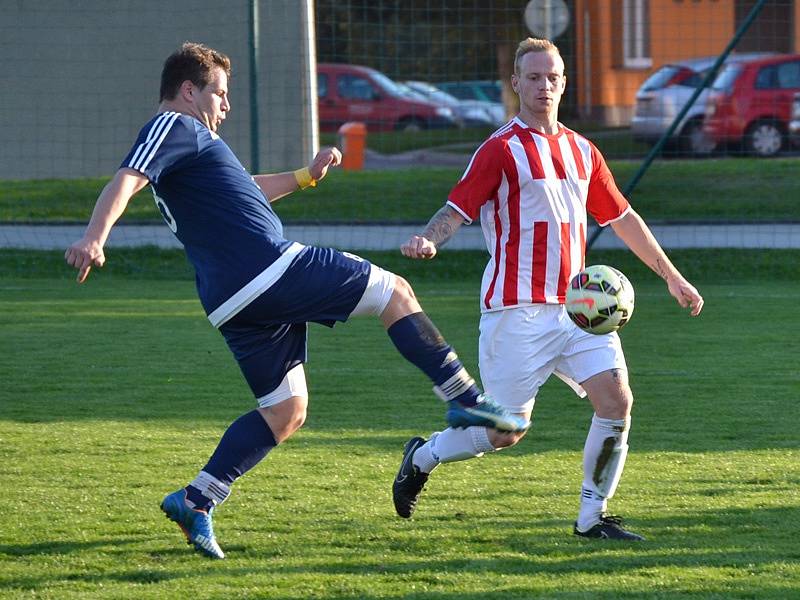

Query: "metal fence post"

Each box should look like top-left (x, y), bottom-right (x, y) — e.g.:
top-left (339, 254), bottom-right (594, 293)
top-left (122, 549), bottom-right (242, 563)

top-left (249, 0), bottom-right (261, 174)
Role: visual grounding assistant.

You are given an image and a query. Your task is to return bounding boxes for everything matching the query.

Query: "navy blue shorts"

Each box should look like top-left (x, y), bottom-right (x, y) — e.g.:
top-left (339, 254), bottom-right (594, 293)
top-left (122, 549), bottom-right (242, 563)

top-left (219, 246), bottom-right (372, 398)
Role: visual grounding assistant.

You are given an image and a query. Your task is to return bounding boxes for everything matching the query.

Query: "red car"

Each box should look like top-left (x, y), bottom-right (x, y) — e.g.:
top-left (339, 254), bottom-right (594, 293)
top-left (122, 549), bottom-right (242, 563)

top-left (704, 53), bottom-right (800, 157)
top-left (317, 63), bottom-right (458, 132)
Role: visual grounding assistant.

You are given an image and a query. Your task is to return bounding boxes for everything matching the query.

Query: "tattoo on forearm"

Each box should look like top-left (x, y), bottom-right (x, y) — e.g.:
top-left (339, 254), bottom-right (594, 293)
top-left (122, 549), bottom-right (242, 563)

top-left (422, 207), bottom-right (459, 247)
top-left (653, 258), bottom-right (669, 280)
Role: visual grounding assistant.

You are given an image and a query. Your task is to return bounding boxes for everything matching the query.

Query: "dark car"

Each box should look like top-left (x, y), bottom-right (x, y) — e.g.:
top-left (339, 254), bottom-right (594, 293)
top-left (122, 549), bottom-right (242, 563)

top-left (317, 63), bottom-right (458, 132)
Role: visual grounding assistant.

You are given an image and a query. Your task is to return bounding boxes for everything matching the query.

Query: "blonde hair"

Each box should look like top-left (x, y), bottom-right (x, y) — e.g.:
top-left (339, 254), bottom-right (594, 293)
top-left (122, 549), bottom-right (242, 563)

top-left (514, 38), bottom-right (562, 74)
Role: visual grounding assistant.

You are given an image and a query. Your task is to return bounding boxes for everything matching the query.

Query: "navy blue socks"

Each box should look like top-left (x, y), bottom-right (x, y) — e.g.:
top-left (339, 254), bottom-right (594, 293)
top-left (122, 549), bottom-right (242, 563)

top-left (387, 312), bottom-right (481, 407)
top-left (186, 409), bottom-right (277, 511)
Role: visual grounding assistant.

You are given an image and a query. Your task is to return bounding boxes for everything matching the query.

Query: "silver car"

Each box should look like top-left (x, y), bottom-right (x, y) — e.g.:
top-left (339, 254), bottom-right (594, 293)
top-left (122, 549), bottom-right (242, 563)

top-left (404, 80), bottom-right (505, 127)
top-left (632, 53), bottom-right (771, 156)
top-left (789, 91), bottom-right (800, 147)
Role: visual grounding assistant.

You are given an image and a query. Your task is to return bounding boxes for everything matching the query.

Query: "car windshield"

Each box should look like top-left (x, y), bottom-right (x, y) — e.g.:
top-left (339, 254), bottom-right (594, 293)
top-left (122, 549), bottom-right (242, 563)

top-left (427, 90), bottom-right (458, 105)
top-left (410, 85), bottom-right (457, 105)
top-left (711, 64), bottom-right (743, 92)
top-left (369, 70), bottom-right (407, 98)
top-left (681, 70), bottom-right (710, 88)
top-left (395, 82), bottom-right (427, 100)
top-left (640, 65), bottom-right (685, 91)
top-left (478, 82), bottom-right (501, 102)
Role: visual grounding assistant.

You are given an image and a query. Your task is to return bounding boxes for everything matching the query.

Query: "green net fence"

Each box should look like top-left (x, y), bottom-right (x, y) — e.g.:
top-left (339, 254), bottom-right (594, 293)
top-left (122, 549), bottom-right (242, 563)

top-left (1, 0), bottom-right (798, 266)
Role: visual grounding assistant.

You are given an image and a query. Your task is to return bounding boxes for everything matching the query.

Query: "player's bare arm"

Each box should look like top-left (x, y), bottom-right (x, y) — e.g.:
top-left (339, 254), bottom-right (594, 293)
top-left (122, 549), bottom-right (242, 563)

top-left (401, 205), bottom-right (466, 260)
top-left (610, 210), bottom-right (704, 316)
top-left (254, 147), bottom-right (342, 203)
top-left (65, 168), bottom-right (149, 283)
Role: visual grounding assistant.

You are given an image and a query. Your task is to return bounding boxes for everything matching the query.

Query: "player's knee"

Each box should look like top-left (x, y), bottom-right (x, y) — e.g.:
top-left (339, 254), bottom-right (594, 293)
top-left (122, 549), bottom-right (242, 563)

top-left (258, 396), bottom-right (308, 443)
top-left (620, 390), bottom-right (634, 413)
top-left (597, 393), bottom-right (632, 420)
top-left (586, 369), bottom-right (633, 418)
top-left (391, 276), bottom-right (417, 305)
top-left (381, 275), bottom-right (423, 326)
top-left (286, 402), bottom-right (307, 432)
top-left (613, 383), bottom-right (634, 415)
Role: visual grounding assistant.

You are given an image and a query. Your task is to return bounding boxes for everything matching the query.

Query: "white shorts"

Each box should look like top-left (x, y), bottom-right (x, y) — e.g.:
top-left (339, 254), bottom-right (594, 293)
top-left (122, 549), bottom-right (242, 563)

top-left (478, 304), bottom-right (627, 414)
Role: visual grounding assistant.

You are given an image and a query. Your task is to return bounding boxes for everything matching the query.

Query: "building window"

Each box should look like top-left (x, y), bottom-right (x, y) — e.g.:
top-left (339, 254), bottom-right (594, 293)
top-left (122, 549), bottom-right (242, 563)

top-left (623, 0), bottom-right (652, 69)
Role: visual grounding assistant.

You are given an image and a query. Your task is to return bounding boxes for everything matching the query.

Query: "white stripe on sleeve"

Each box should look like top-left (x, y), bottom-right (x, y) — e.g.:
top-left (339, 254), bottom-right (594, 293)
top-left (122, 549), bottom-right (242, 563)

top-left (127, 112), bottom-right (173, 170)
top-left (136, 112), bottom-right (181, 172)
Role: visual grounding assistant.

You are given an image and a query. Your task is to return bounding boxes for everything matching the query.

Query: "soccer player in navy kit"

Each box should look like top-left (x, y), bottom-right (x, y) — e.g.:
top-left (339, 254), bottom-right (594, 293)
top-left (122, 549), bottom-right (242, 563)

top-left (65, 42), bottom-right (528, 559)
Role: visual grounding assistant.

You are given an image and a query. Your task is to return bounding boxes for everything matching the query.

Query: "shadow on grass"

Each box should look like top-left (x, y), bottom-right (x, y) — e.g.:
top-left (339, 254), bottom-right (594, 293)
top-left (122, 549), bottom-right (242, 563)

top-left (2, 394), bottom-right (799, 455)
top-left (3, 507), bottom-right (795, 598)
top-left (0, 536), bottom-right (143, 557)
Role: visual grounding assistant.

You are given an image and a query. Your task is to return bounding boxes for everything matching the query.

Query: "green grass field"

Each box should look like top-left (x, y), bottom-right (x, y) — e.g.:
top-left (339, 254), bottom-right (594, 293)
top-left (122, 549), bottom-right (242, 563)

top-left (2, 158), bottom-right (798, 225)
top-left (1, 249), bottom-right (798, 599)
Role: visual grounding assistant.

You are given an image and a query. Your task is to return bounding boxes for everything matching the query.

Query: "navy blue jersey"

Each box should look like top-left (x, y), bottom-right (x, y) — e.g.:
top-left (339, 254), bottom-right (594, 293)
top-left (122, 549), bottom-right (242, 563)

top-left (121, 112), bottom-right (295, 320)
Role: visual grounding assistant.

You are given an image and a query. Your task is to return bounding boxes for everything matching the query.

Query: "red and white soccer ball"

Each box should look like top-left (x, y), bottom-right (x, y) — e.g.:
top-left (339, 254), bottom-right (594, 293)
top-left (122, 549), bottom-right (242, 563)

top-left (565, 265), bottom-right (635, 335)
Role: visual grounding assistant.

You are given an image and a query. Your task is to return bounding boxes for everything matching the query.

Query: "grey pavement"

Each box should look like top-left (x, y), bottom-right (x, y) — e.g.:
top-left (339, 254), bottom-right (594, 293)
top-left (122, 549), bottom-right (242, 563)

top-left (364, 148), bottom-right (475, 170)
top-left (2, 222), bottom-right (798, 251)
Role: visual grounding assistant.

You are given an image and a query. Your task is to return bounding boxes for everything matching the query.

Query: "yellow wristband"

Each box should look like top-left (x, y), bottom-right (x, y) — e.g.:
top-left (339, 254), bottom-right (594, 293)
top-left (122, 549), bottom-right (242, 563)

top-left (293, 167), bottom-right (317, 190)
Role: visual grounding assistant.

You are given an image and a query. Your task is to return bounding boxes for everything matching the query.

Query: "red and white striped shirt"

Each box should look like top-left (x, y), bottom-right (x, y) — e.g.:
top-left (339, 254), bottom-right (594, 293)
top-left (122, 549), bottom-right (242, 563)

top-left (448, 117), bottom-right (630, 312)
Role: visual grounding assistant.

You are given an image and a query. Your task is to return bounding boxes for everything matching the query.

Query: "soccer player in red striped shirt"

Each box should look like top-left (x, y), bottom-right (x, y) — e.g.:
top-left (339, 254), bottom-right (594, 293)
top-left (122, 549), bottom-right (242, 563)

top-left (394, 37), bottom-right (704, 540)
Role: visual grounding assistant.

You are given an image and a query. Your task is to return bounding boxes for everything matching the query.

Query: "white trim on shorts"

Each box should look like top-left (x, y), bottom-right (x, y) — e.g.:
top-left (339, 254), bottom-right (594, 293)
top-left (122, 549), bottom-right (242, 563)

top-left (256, 363), bottom-right (308, 408)
top-left (208, 242), bottom-right (306, 328)
top-left (349, 264), bottom-right (396, 317)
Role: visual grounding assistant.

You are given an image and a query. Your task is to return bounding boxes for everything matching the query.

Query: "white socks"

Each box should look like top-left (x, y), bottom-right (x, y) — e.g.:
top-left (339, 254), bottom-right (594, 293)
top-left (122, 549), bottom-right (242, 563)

top-left (576, 414), bottom-right (631, 531)
top-left (188, 470), bottom-right (231, 507)
top-left (405, 414), bottom-right (632, 533)
top-left (412, 427), bottom-right (496, 473)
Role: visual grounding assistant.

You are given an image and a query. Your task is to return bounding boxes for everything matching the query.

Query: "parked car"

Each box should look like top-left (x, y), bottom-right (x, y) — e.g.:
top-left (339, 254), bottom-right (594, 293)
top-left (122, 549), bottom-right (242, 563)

top-left (704, 53), bottom-right (800, 157)
top-left (404, 80), bottom-right (505, 127)
top-left (317, 63), bottom-right (458, 132)
top-left (435, 80), bottom-right (505, 125)
top-left (631, 53), bottom-right (772, 156)
top-left (437, 80), bottom-right (503, 103)
top-left (789, 91), bottom-right (800, 147)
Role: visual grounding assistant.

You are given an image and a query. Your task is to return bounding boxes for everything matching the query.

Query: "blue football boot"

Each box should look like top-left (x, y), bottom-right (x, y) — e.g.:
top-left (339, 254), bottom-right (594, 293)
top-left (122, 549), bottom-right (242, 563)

top-left (446, 394), bottom-right (530, 432)
top-left (160, 489), bottom-right (225, 559)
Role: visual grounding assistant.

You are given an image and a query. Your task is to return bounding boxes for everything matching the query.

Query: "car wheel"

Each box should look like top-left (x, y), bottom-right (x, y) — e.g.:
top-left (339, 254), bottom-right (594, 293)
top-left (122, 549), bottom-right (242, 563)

top-left (680, 119), bottom-right (716, 156)
top-left (744, 120), bottom-right (785, 157)
top-left (397, 117), bottom-right (424, 132)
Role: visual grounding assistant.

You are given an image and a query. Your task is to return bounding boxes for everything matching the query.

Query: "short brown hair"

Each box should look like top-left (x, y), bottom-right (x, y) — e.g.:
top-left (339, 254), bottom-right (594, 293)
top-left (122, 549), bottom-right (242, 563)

top-left (159, 42), bottom-right (231, 101)
top-left (514, 37), bottom-right (561, 74)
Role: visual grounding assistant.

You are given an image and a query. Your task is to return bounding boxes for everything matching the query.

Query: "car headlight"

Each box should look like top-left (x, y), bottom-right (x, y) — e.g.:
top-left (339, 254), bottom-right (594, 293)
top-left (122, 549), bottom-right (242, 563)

top-left (435, 107), bottom-right (453, 118)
